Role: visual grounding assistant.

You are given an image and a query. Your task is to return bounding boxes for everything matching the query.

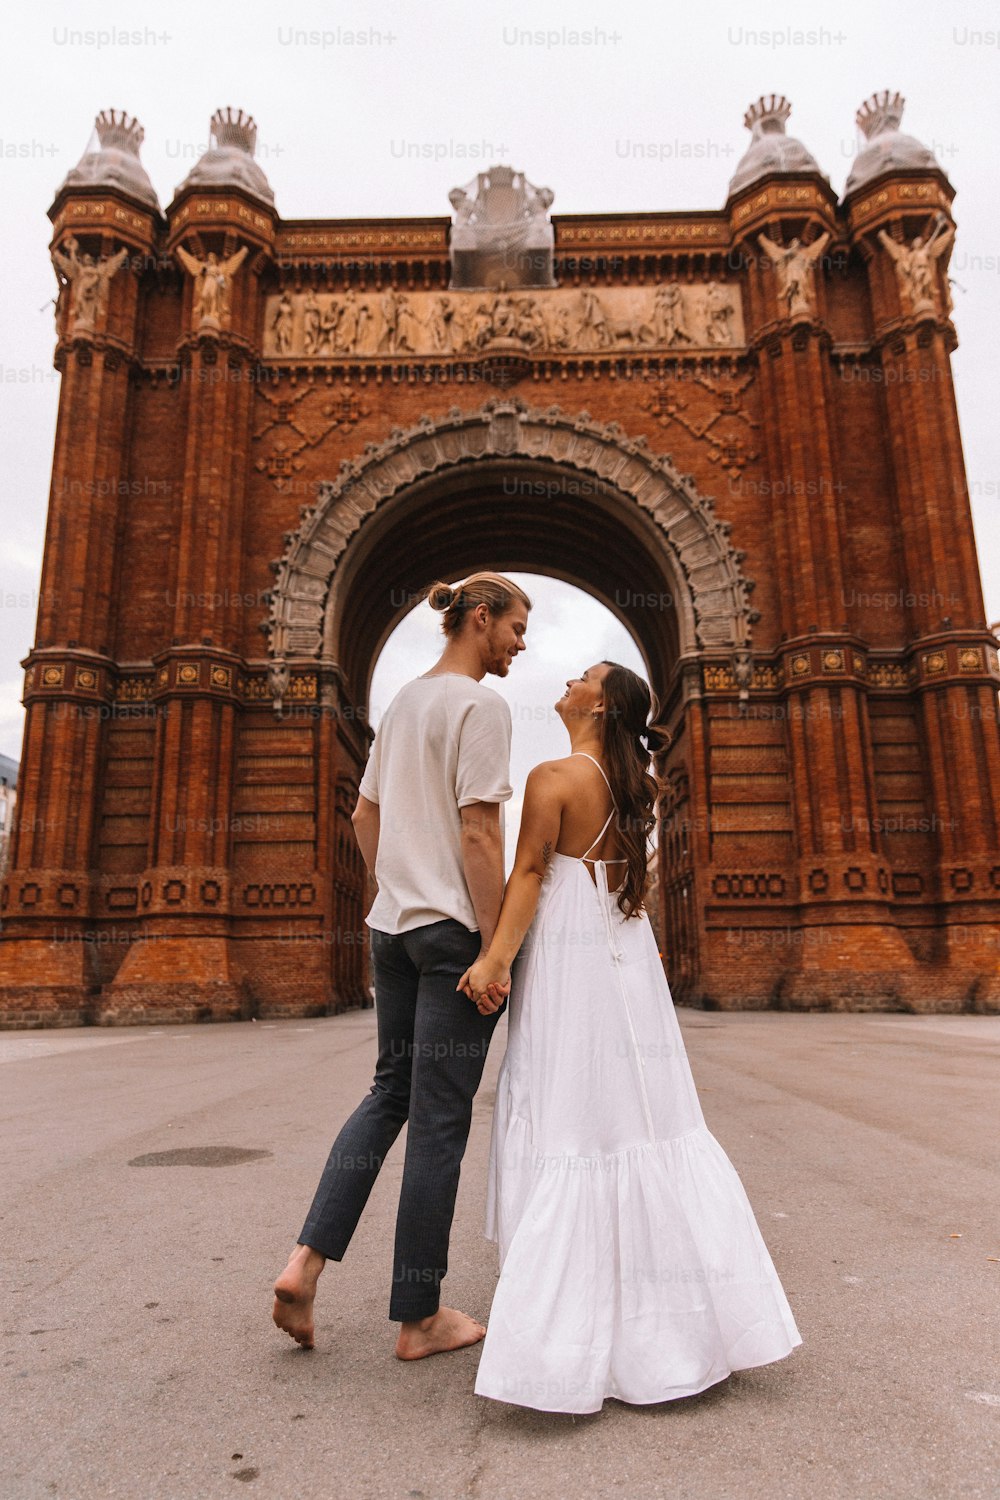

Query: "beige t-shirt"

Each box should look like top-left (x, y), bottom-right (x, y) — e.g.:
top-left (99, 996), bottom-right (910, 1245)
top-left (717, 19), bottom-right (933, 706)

top-left (358, 673), bottom-right (513, 935)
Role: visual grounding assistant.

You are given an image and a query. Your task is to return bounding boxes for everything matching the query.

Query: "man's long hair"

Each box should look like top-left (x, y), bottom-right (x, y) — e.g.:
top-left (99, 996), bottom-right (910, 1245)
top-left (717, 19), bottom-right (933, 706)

top-left (426, 572), bottom-right (533, 633)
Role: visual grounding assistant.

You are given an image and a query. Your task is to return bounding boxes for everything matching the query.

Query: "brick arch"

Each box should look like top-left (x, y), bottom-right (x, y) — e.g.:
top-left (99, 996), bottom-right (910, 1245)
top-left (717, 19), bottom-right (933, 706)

top-left (264, 397), bottom-right (758, 675)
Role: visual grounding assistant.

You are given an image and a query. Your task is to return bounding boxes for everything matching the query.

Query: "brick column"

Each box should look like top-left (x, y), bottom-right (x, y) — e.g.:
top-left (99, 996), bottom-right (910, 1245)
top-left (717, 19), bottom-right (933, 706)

top-left (0, 192), bottom-right (157, 1024)
top-left (847, 179), bottom-right (1000, 1008)
top-left (102, 193), bottom-right (275, 1020)
top-left (728, 181), bottom-right (921, 1008)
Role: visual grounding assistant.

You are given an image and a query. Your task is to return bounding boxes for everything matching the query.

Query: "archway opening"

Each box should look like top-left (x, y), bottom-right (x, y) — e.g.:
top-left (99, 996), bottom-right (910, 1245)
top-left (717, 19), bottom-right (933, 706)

top-left (326, 460), bottom-right (690, 713)
top-left (364, 569), bottom-right (670, 966)
top-left (319, 456), bottom-right (703, 986)
top-left (270, 402), bottom-right (752, 1010)
top-left (368, 572), bottom-right (650, 866)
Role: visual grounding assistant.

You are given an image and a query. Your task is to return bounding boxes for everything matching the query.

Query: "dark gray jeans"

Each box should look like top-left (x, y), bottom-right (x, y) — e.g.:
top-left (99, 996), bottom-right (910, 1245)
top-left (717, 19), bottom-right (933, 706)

top-left (298, 918), bottom-right (504, 1321)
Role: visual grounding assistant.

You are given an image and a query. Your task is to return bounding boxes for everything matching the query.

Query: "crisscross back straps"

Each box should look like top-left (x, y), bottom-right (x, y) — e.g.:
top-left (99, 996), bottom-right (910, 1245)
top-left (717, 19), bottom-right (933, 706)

top-left (571, 752), bottom-right (627, 863)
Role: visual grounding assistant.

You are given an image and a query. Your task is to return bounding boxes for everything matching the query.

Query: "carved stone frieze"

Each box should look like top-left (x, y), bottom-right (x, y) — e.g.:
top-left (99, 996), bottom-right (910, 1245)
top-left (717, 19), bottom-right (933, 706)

top-left (261, 282), bottom-right (745, 360)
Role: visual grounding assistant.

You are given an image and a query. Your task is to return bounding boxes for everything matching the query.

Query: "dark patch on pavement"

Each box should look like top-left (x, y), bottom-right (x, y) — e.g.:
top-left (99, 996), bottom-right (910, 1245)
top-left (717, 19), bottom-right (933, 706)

top-left (128, 1147), bottom-right (273, 1167)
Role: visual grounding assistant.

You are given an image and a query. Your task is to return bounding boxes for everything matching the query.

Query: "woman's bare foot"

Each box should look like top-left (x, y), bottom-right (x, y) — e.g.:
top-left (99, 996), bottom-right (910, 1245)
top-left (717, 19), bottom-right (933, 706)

top-left (395, 1306), bottom-right (487, 1360)
top-left (272, 1244), bottom-right (326, 1349)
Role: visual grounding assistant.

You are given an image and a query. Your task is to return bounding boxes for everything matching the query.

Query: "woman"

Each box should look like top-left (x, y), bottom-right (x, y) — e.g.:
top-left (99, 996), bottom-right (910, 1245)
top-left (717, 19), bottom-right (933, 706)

top-left (458, 661), bottom-right (802, 1413)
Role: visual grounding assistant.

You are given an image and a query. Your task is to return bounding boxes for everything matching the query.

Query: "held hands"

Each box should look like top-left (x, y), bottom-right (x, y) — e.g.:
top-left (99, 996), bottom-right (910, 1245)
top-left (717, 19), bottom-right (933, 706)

top-left (457, 953), bottom-right (511, 1016)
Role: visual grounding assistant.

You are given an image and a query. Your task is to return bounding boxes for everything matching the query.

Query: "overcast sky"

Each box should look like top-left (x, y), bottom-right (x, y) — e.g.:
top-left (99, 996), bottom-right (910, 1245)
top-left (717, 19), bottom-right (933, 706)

top-left (3, 0), bottom-right (998, 813)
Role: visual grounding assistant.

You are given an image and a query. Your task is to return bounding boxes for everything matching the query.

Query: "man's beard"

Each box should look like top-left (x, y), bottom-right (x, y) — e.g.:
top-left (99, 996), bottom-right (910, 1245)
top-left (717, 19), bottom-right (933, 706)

top-left (484, 632), bottom-right (510, 676)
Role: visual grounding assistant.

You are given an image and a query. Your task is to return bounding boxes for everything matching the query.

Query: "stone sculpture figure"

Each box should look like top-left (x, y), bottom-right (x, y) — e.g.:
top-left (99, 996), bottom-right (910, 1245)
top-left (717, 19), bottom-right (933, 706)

top-left (471, 301), bottom-right (494, 349)
top-left (318, 298), bottom-right (341, 354)
top-left (395, 296), bottom-right (421, 354)
top-left (491, 286), bottom-right (519, 340)
top-left (515, 297), bottom-right (546, 350)
top-left (447, 167), bottom-right (555, 288)
top-left (732, 649), bottom-right (753, 702)
top-left (377, 290), bottom-right (401, 354)
top-left (703, 281), bottom-right (736, 346)
top-left (756, 231), bottom-right (830, 321)
top-left (545, 301), bottom-right (571, 350)
top-left (653, 283), bottom-right (694, 346)
top-left (878, 216), bottom-right (954, 315)
top-left (268, 659), bottom-right (290, 713)
top-left (336, 290), bottom-right (367, 351)
top-left (578, 289), bottom-right (612, 350)
top-left (271, 292), bottom-right (295, 354)
top-left (50, 235), bottom-right (129, 333)
top-left (355, 297), bottom-right (374, 351)
top-left (428, 295), bottom-right (456, 353)
top-left (303, 292), bottom-right (322, 355)
top-left (175, 242), bottom-right (249, 328)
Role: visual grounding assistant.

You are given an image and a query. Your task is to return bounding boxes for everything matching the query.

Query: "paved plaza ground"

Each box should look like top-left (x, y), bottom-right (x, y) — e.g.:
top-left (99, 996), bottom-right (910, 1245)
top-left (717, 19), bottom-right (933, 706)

top-left (1, 1006), bottom-right (998, 1500)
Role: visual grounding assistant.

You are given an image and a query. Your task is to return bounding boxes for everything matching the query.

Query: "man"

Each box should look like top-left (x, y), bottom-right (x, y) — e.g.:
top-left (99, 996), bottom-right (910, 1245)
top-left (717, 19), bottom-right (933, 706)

top-left (272, 572), bottom-right (531, 1359)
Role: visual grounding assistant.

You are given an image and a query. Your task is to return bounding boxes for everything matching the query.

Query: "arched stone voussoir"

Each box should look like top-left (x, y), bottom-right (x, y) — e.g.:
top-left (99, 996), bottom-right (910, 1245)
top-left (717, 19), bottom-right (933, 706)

top-left (264, 397), bottom-right (757, 661)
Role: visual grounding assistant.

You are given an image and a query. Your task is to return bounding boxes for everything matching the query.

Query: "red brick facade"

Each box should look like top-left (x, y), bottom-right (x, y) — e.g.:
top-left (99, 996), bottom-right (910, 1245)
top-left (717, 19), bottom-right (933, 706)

top-left (2, 102), bottom-right (998, 1024)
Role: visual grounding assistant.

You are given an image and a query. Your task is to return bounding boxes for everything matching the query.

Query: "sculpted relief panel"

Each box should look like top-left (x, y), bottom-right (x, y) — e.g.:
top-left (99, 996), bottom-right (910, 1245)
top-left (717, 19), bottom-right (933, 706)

top-left (262, 282), bottom-right (745, 360)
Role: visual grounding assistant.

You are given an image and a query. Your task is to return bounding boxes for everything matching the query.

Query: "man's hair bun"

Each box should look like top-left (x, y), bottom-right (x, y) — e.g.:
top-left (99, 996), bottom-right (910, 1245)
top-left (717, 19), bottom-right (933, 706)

top-left (425, 572), bottom-right (532, 636)
top-left (427, 582), bottom-right (458, 611)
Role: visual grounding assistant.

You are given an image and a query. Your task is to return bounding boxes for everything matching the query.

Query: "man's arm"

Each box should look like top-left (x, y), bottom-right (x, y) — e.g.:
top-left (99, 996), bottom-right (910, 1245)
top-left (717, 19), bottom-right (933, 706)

top-left (460, 800), bottom-right (504, 951)
top-left (351, 794), bottom-right (380, 877)
top-left (454, 693), bottom-right (512, 951)
top-left (458, 764), bottom-right (564, 1008)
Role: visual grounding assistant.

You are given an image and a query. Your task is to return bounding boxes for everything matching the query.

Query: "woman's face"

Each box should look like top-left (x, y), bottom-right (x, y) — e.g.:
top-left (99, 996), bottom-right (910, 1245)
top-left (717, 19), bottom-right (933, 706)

top-left (556, 662), bottom-right (610, 720)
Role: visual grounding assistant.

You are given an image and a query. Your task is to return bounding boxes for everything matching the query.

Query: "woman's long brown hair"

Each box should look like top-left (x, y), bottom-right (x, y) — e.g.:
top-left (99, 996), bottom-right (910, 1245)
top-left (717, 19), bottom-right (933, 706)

top-left (599, 662), bottom-right (670, 919)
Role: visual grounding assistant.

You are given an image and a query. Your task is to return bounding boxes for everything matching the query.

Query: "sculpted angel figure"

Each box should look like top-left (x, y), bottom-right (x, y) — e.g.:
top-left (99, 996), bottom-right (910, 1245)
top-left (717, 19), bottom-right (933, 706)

top-left (175, 243), bottom-right (249, 328)
top-left (757, 231), bottom-right (830, 321)
top-left (50, 236), bottom-right (128, 332)
top-left (878, 216), bottom-right (954, 315)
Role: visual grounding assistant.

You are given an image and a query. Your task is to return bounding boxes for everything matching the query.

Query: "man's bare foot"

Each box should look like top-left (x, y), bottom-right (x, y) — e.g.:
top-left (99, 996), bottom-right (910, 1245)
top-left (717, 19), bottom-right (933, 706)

top-left (395, 1306), bottom-right (487, 1361)
top-left (272, 1244), bottom-right (326, 1349)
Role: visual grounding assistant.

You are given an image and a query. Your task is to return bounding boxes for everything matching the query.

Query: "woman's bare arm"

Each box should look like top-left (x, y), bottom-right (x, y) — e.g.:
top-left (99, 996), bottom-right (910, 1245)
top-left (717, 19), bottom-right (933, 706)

top-left (457, 763), bottom-right (564, 1003)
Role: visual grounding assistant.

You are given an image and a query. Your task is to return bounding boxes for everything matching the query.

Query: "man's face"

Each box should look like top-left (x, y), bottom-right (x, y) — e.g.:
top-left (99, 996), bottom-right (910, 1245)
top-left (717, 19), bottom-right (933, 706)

top-left (483, 604), bottom-right (529, 677)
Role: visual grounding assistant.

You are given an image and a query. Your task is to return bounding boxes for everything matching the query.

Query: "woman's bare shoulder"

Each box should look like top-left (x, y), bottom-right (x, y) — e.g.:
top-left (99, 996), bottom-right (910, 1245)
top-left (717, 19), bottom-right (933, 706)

top-left (522, 757), bottom-right (580, 798)
top-left (527, 755), bottom-right (588, 781)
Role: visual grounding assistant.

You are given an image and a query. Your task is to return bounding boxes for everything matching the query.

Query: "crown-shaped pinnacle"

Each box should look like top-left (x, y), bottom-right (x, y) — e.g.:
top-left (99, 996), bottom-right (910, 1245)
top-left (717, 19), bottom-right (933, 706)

top-left (94, 109), bottom-right (145, 155)
top-left (856, 90), bottom-right (905, 140)
top-left (743, 95), bottom-right (792, 137)
top-left (210, 106), bottom-right (258, 156)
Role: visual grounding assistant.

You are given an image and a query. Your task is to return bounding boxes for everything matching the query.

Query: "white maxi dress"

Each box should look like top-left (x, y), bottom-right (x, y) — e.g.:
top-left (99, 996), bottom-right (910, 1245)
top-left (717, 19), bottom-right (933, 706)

top-left (474, 752), bottom-right (803, 1413)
